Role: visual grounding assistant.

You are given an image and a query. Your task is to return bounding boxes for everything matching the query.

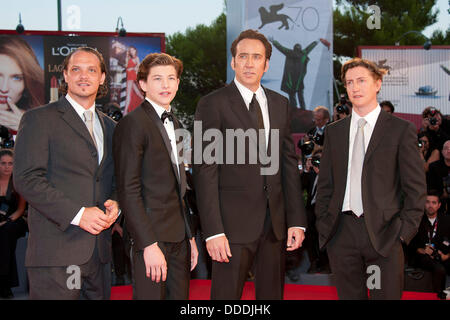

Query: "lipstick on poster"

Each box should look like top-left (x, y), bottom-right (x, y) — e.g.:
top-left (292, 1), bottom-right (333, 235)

top-left (50, 76), bottom-right (59, 102)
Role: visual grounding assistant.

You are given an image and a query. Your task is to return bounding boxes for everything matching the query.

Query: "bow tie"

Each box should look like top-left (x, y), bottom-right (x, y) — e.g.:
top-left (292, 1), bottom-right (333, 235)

top-left (161, 111), bottom-right (174, 123)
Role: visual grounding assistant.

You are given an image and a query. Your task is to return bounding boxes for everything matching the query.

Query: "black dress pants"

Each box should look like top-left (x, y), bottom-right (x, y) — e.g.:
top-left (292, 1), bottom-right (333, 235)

top-left (326, 214), bottom-right (404, 300)
top-left (210, 210), bottom-right (285, 300)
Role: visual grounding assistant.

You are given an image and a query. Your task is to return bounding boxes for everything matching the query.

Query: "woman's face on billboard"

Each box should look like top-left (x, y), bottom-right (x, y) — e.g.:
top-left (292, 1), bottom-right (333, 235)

top-left (0, 54), bottom-right (25, 109)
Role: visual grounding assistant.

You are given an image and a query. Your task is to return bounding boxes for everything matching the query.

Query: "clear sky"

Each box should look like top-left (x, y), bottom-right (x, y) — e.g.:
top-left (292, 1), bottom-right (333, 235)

top-left (0, 0), bottom-right (448, 37)
top-left (1, 0), bottom-right (225, 35)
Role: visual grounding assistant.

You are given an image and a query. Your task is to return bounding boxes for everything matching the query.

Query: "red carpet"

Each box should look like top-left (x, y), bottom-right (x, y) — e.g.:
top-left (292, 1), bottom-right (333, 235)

top-left (110, 279), bottom-right (438, 300)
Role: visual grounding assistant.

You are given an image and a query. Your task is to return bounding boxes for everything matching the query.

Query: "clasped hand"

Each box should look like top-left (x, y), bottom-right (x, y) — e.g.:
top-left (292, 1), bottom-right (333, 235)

top-left (79, 199), bottom-right (119, 235)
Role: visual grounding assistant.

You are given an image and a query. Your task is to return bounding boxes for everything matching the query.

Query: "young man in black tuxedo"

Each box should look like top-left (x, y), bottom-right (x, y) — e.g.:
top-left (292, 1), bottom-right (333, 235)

top-left (113, 53), bottom-right (198, 300)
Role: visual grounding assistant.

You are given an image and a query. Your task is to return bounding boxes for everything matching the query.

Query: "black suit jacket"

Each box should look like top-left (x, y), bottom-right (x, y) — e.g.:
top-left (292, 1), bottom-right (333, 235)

top-left (113, 100), bottom-right (192, 252)
top-left (315, 110), bottom-right (427, 257)
top-left (193, 82), bottom-right (307, 244)
top-left (13, 97), bottom-right (116, 267)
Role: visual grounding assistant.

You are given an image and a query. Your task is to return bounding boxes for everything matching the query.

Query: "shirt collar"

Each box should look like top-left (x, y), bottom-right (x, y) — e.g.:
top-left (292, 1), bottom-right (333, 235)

top-left (65, 94), bottom-right (96, 119)
top-left (234, 78), bottom-right (265, 105)
top-left (351, 105), bottom-right (381, 128)
top-left (146, 97), bottom-right (171, 118)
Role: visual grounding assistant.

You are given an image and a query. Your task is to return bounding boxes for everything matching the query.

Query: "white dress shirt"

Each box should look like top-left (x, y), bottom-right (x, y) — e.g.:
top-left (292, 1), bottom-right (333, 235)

top-left (341, 105), bottom-right (381, 212)
top-left (66, 94), bottom-right (105, 226)
top-left (233, 78), bottom-right (270, 150)
top-left (146, 97), bottom-right (181, 178)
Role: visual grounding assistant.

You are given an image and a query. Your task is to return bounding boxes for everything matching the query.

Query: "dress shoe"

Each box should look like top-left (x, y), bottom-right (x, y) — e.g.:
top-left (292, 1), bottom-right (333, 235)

top-left (286, 269), bottom-right (300, 282)
top-left (320, 264), bottom-right (332, 274)
top-left (0, 287), bottom-right (13, 299)
top-left (307, 260), bottom-right (321, 274)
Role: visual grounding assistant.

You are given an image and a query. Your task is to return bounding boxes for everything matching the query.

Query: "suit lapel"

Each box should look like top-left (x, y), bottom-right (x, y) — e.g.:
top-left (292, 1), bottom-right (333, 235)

top-left (58, 97), bottom-right (98, 157)
top-left (364, 110), bottom-right (390, 163)
top-left (173, 118), bottom-right (187, 198)
top-left (227, 82), bottom-right (258, 133)
top-left (141, 100), bottom-right (181, 187)
top-left (337, 117), bottom-right (351, 202)
top-left (262, 86), bottom-right (274, 157)
top-left (96, 110), bottom-right (108, 169)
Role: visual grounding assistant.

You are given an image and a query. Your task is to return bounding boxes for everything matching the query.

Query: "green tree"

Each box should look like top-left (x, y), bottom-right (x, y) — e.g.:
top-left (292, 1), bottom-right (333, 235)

top-left (334, 0), bottom-right (439, 58)
top-left (430, 28), bottom-right (450, 45)
top-left (166, 13), bottom-right (227, 130)
top-left (332, 0), bottom-right (443, 101)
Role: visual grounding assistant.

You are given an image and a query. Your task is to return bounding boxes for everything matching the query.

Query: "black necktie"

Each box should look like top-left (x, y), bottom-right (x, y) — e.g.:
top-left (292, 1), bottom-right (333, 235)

top-left (161, 111), bottom-right (174, 123)
top-left (249, 94), bottom-right (264, 131)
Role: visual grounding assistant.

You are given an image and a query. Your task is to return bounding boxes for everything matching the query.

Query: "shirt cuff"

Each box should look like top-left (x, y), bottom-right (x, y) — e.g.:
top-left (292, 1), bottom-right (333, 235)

top-left (292, 226), bottom-right (306, 232)
top-left (71, 207), bottom-right (85, 226)
top-left (206, 233), bottom-right (225, 242)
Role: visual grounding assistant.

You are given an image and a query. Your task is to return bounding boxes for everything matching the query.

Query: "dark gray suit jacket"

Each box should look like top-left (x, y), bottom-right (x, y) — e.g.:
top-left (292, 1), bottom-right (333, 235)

top-left (193, 82), bottom-right (307, 244)
top-left (13, 97), bottom-right (116, 267)
top-left (315, 110), bottom-right (427, 257)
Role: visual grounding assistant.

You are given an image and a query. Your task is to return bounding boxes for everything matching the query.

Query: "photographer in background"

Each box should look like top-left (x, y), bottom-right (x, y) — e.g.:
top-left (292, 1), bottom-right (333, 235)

top-left (0, 149), bottom-right (27, 299)
top-left (380, 100), bottom-right (394, 114)
top-left (302, 149), bottom-right (330, 274)
top-left (421, 107), bottom-right (450, 152)
top-left (286, 148), bottom-right (329, 280)
top-left (418, 132), bottom-right (440, 173)
top-left (332, 95), bottom-right (351, 122)
top-left (427, 140), bottom-right (450, 214)
top-left (305, 106), bottom-right (330, 146)
top-left (409, 190), bottom-right (450, 298)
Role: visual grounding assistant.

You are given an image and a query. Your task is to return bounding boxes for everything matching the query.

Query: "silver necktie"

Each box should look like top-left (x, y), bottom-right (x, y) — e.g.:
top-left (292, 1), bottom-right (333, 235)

top-left (349, 118), bottom-right (367, 216)
top-left (83, 110), bottom-right (97, 149)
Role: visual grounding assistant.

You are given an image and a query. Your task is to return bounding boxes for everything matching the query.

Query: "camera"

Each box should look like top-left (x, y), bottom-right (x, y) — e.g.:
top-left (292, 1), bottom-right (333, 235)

top-left (428, 243), bottom-right (442, 262)
top-left (335, 95), bottom-right (351, 115)
top-left (96, 102), bottom-right (123, 122)
top-left (425, 107), bottom-right (439, 126)
top-left (428, 117), bottom-right (438, 126)
top-left (418, 139), bottom-right (424, 148)
top-left (308, 131), bottom-right (324, 146)
top-left (298, 140), bottom-right (315, 157)
top-left (0, 126), bottom-right (14, 149)
top-left (311, 155), bottom-right (321, 168)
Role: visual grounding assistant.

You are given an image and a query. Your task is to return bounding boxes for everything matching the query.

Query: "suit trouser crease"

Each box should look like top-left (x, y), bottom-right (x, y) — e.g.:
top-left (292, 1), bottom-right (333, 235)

top-left (210, 208), bottom-right (285, 300)
top-left (326, 214), bottom-right (404, 300)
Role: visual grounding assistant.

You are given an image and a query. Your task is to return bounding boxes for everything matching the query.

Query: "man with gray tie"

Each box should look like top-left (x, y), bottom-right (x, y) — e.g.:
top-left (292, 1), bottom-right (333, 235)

top-left (315, 58), bottom-right (426, 299)
top-left (13, 47), bottom-right (119, 299)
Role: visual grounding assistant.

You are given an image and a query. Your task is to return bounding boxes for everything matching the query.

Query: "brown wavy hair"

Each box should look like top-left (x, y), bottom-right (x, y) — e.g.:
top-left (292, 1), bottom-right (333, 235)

top-left (137, 53), bottom-right (183, 92)
top-left (58, 47), bottom-right (108, 99)
top-left (341, 58), bottom-right (387, 84)
top-left (0, 35), bottom-right (44, 110)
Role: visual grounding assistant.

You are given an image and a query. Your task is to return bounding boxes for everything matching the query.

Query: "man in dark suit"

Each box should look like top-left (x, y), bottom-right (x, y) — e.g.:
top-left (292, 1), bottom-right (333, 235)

top-left (194, 29), bottom-right (307, 300)
top-left (113, 53), bottom-right (198, 300)
top-left (13, 47), bottom-right (119, 299)
top-left (315, 58), bottom-right (426, 299)
top-left (410, 190), bottom-right (450, 296)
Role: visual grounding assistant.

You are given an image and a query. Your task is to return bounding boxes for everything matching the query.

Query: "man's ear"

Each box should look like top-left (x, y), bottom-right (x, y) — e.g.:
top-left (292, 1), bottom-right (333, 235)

top-left (264, 59), bottom-right (269, 73)
top-left (138, 80), bottom-right (147, 93)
